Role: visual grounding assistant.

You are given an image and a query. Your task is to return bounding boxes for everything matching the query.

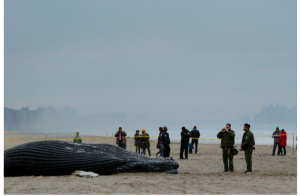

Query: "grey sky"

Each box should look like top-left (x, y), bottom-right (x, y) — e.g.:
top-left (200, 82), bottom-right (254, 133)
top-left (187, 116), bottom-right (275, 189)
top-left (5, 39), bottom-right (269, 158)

top-left (5, 0), bottom-right (296, 122)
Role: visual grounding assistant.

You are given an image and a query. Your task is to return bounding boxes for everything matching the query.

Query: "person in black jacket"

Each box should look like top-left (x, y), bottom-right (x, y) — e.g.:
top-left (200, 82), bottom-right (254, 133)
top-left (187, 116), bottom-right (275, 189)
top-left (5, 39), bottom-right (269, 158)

top-left (189, 126), bottom-right (200, 154)
top-left (161, 126), bottom-right (171, 157)
top-left (180, 127), bottom-right (191, 159)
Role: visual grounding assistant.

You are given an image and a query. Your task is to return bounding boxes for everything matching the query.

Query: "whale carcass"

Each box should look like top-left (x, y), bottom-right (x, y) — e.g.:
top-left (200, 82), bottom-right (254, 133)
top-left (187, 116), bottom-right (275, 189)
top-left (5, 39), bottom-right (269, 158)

top-left (4, 141), bottom-right (179, 176)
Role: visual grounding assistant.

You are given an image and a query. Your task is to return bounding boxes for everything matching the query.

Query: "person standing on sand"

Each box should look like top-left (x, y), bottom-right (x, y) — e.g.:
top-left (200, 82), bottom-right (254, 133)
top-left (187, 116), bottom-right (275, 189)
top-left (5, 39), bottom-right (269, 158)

top-left (217, 123), bottom-right (235, 172)
top-left (278, 129), bottom-right (287, 156)
top-left (161, 126), bottom-right (171, 157)
top-left (156, 127), bottom-right (164, 157)
top-left (189, 126), bottom-right (200, 154)
top-left (73, 132), bottom-right (82, 143)
top-left (140, 129), bottom-right (151, 156)
top-left (134, 130), bottom-right (141, 154)
top-left (115, 127), bottom-right (127, 149)
top-left (239, 123), bottom-right (255, 174)
top-left (180, 127), bottom-right (190, 159)
top-left (272, 126), bottom-right (281, 156)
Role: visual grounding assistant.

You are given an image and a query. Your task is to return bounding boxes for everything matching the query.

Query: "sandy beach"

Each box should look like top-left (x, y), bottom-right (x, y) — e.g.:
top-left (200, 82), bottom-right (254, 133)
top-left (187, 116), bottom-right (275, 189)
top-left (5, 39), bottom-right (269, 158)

top-left (4, 131), bottom-right (297, 195)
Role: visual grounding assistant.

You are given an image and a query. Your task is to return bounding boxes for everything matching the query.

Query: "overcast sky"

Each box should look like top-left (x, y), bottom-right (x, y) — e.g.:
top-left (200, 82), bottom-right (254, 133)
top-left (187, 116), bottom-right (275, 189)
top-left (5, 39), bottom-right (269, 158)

top-left (4, 0), bottom-right (296, 122)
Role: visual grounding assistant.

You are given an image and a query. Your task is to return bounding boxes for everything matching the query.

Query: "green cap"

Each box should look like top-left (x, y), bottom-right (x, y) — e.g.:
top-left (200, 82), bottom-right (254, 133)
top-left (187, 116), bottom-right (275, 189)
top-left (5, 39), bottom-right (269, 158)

top-left (276, 126), bottom-right (279, 129)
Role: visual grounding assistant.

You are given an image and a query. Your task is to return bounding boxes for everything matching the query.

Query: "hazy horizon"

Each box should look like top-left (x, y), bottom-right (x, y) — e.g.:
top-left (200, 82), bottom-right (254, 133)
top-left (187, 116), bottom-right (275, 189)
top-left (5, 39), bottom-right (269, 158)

top-left (5, 0), bottom-right (296, 124)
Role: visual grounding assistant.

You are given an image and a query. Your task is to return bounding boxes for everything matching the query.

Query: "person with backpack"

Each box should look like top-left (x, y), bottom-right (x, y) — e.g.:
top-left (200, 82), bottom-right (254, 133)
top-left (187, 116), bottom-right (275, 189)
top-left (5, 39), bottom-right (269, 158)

top-left (278, 129), bottom-right (287, 156)
top-left (189, 126), bottom-right (200, 154)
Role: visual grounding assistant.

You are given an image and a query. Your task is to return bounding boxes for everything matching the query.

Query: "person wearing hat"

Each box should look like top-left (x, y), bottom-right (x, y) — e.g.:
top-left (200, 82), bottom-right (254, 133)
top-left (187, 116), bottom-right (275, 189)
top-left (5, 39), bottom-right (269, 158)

top-left (240, 123), bottom-right (255, 173)
top-left (115, 127), bottom-right (127, 149)
top-left (134, 130), bottom-right (141, 154)
top-left (189, 126), bottom-right (200, 154)
top-left (140, 129), bottom-right (151, 156)
top-left (272, 126), bottom-right (281, 156)
top-left (217, 123), bottom-right (235, 172)
top-left (180, 127), bottom-right (191, 159)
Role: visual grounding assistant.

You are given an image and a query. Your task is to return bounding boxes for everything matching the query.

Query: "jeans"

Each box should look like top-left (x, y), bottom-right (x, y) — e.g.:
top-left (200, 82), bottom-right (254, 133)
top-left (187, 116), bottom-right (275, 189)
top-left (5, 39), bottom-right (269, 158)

top-left (156, 148), bottom-right (164, 157)
top-left (189, 139), bottom-right (198, 154)
top-left (272, 142), bottom-right (279, 155)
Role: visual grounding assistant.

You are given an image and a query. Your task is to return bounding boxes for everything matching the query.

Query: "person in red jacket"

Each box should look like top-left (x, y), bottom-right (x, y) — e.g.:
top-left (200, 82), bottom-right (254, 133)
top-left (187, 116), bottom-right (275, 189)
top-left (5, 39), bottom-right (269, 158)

top-left (278, 129), bottom-right (287, 156)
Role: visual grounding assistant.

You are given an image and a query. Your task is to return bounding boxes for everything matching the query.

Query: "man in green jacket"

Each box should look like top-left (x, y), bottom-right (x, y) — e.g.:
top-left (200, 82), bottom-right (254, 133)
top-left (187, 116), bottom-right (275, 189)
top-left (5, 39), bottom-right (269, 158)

top-left (240, 123), bottom-right (255, 173)
top-left (217, 123), bottom-right (235, 172)
top-left (73, 132), bottom-right (82, 143)
top-left (134, 130), bottom-right (141, 154)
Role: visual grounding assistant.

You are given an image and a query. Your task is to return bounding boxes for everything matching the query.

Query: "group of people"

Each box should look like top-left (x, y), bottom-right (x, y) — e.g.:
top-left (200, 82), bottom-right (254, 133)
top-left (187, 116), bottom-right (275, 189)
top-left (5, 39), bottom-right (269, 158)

top-left (217, 123), bottom-right (256, 173)
top-left (73, 123), bottom-right (289, 174)
top-left (272, 126), bottom-right (287, 156)
top-left (113, 123), bottom-right (256, 173)
top-left (114, 127), bottom-right (152, 156)
top-left (177, 126), bottom-right (201, 160)
top-left (133, 129), bottom-right (151, 156)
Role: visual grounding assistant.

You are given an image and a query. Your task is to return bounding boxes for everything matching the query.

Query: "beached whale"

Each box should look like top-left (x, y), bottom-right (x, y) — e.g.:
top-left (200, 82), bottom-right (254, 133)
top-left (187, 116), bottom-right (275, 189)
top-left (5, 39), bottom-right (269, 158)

top-left (4, 141), bottom-right (179, 176)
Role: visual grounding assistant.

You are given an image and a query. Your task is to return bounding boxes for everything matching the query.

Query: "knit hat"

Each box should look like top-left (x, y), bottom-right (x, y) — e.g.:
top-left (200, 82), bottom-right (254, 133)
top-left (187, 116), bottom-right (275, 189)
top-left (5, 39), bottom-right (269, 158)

top-left (142, 129), bottom-right (146, 132)
top-left (276, 126), bottom-right (279, 130)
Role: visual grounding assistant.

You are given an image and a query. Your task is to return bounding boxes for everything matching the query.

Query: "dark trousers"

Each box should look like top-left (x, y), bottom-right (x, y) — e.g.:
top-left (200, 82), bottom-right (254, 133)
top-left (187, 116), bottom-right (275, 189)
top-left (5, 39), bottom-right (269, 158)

top-left (278, 145), bottom-right (286, 155)
top-left (163, 145), bottom-right (170, 157)
top-left (142, 147), bottom-right (151, 156)
top-left (180, 143), bottom-right (188, 159)
top-left (244, 148), bottom-right (253, 171)
top-left (189, 139), bottom-right (198, 154)
top-left (118, 141), bottom-right (126, 149)
top-left (272, 142), bottom-right (279, 155)
top-left (135, 145), bottom-right (140, 153)
top-left (222, 148), bottom-right (234, 171)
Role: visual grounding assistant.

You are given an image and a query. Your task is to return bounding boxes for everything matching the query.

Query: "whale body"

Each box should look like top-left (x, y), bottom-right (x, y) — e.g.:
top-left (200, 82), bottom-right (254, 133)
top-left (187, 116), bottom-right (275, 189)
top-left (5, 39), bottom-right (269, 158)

top-left (4, 141), bottom-right (179, 176)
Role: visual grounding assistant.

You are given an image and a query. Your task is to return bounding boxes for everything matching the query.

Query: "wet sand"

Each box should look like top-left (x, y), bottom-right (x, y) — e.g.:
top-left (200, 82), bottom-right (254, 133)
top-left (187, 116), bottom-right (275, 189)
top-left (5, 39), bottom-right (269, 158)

top-left (4, 131), bottom-right (297, 195)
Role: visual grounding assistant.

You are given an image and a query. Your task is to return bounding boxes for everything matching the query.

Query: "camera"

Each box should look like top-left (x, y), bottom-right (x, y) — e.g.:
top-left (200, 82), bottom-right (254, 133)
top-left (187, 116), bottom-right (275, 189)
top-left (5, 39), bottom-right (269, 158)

top-left (222, 129), bottom-right (226, 132)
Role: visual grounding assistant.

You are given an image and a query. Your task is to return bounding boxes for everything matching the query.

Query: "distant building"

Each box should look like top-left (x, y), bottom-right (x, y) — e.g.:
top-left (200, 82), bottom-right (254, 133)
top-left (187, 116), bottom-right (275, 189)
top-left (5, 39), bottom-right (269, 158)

top-left (254, 104), bottom-right (296, 123)
top-left (4, 106), bottom-right (77, 131)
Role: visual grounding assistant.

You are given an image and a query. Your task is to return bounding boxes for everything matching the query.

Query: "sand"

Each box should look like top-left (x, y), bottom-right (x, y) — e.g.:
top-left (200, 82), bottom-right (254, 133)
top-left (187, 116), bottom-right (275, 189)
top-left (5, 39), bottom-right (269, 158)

top-left (4, 131), bottom-right (297, 195)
